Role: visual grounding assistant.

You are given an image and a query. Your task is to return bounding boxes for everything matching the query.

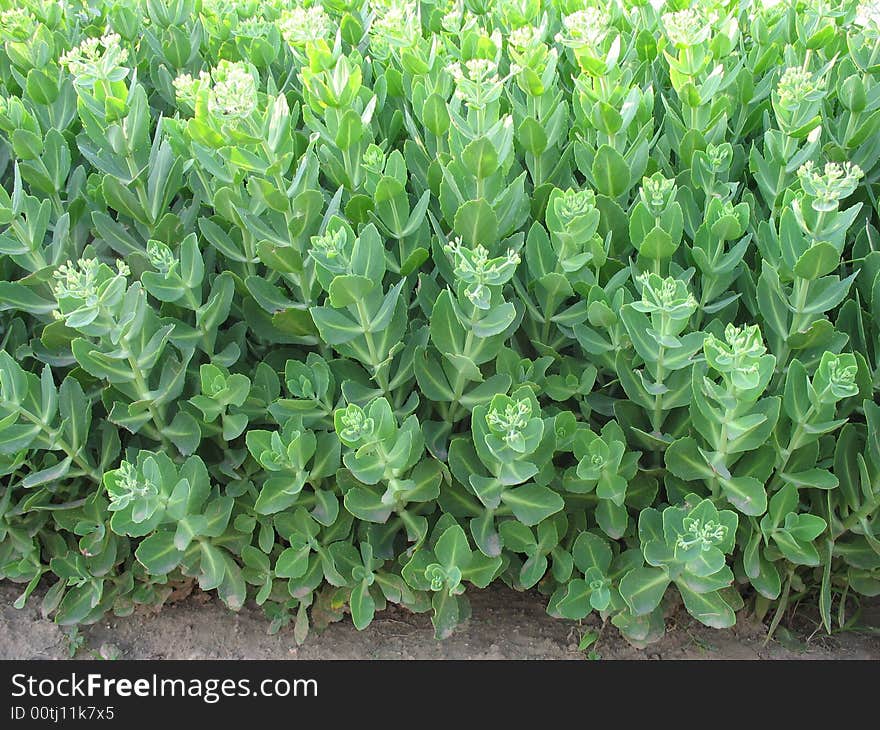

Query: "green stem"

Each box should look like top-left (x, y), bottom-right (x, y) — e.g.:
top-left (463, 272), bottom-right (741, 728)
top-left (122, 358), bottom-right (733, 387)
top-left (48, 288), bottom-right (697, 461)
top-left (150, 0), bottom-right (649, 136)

top-left (13, 406), bottom-right (102, 484)
top-left (181, 289), bottom-right (212, 354)
top-left (540, 305), bottom-right (555, 345)
top-left (765, 568), bottom-right (793, 643)
top-left (810, 210), bottom-right (827, 244)
top-left (791, 278), bottom-right (809, 332)
top-left (768, 383), bottom-right (833, 493)
top-left (261, 139), bottom-right (313, 305)
top-left (122, 154), bottom-right (153, 228)
top-left (775, 275), bottom-right (811, 374)
top-left (708, 382), bottom-right (740, 500)
top-left (650, 313), bottom-right (670, 435)
top-left (802, 49), bottom-right (813, 72)
top-left (837, 495), bottom-right (880, 538)
top-left (124, 351), bottom-right (172, 450)
top-left (355, 299), bottom-right (390, 396)
top-left (447, 317), bottom-right (478, 424)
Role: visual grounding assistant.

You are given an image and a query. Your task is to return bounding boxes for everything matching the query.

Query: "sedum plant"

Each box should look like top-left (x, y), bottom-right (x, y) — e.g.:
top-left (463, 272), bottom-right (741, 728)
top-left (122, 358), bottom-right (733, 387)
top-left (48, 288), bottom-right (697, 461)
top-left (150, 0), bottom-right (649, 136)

top-left (0, 0), bottom-right (878, 649)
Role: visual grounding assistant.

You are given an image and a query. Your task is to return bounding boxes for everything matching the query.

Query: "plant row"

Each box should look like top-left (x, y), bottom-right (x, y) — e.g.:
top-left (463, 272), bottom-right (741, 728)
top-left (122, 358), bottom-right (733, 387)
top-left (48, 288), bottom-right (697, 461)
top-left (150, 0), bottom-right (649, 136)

top-left (0, 0), bottom-right (878, 645)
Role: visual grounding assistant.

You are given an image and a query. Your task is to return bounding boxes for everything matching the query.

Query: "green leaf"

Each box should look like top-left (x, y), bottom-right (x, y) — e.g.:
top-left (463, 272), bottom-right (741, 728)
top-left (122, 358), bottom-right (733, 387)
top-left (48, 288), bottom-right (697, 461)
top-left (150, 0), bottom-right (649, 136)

top-left (793, 242), bottom-right (840, 280)
top-left (12, 128), bottom-right (43, 159)
top-left (275, 544), bottom-right (311, 579)
top-left (572, 532), bottom-right (612, 575)
top-left (344, 487), bottom-right (393, 523)
top-left (518, 118), bottom-right (547, 156)
top-left (71, 339), bottom-right (133, 383)
top-left (592, 145), bottom-right (630, 198)
top-left (665, 437), bottom-right (714, 481)
top-left (196, 542), bottom-right (226, 591)
top-left (619, 566), bottom-right (670, 616)
top-left (472, 303), bottom-right (516, 338)
top-left (369, 280), bottom-right (405, 331)
top-left (55, 583), bottom-right (102, 626)
top-left (454, 199), bottom-right (499, 248)
top-left (22, 457), bottom-right (72, 488)
top-left (500, 484), bottom-right (564, 526)
top-left (638, 227), bottom-right (678, 259)
top-left (780, 469), bottom-right (838, 490)
top-left (0, 282), bottom-right (57, 315)
top-left (135, 531), bottom-right (184, 575)
top-left (462, 138), bottom-right (499, 179)
top-left (310, 306), bottom-right (362, 344)
top-left (620, 306), bottom-right (659, 363)
top-left (676, 584), bottom-right (736, 629)
top-left (556, 579), bottom-right (592, 619)
top-left (423, 93), bottom-right (450, 136)
top-left (434, 524), bottom-right (471, 570)
top-left (329, 275), bottom-right (375, 308)
top-left (166, 412), bottom-right (201, 455)
top-left (349, 581), bottom-right (375, 629)
top-left (255, 477), bottom-right (303, 515)
top-left (719, 476), bottom-right (768, 516)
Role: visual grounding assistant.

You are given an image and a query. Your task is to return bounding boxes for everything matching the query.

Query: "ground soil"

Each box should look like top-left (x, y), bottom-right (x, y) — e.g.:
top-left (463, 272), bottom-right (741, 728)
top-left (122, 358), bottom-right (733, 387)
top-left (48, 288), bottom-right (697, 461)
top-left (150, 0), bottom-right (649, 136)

top-left (1, 581), bottom-right (877, 660)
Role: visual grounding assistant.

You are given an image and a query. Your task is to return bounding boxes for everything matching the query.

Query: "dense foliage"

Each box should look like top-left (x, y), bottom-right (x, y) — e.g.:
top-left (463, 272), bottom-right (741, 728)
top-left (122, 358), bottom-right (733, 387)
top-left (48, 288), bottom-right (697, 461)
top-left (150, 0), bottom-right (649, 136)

top-left (0, 0), bottom-right (879, 647)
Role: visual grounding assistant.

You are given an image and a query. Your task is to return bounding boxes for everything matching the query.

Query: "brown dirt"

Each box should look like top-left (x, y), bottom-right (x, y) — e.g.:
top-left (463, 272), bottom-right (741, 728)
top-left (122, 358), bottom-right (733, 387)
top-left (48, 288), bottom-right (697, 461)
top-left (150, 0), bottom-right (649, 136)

top-left (1, 581), bottom-right (877, 660)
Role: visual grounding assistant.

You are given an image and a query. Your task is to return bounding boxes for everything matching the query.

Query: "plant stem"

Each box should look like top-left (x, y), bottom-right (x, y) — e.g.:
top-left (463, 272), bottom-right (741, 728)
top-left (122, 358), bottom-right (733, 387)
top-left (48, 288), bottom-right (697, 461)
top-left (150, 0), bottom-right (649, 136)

top-left (650, 312), bottom-right (670, 435)
top-left (124, 351), bottom-right (172, 450)
top-left (355, 298), bottom-right (390, 396)
top-left (12, 406), bottom-right (102, 484)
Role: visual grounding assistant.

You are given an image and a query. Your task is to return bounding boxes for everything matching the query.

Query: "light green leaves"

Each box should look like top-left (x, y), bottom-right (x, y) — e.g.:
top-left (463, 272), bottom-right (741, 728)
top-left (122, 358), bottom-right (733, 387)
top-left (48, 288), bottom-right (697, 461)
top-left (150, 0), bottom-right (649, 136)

top-left (246, 421), bottom-right (325, 515)
top-left (333, 397), bottom-right (436, 536)
top-left (402, 521), bottom-right (502, 639)
top-left (484, 393), bottom-right (543, 457)
top-left (0, 0), bottom-right (876, 653)
top-left (620, 498), bottom-right (738, 628)
top-left (556, 531), bottom-right (617, 618)
top-left (189, 363), bottom-right (250, 441)
top-left (760, 484), bottom-right (827, 566)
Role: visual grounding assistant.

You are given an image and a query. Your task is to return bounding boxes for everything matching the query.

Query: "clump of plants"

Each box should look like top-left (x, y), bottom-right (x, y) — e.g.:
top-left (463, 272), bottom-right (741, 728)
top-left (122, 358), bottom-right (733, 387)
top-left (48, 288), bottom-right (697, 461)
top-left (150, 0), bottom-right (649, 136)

top-left (0, 0), bottom-right (878, 648)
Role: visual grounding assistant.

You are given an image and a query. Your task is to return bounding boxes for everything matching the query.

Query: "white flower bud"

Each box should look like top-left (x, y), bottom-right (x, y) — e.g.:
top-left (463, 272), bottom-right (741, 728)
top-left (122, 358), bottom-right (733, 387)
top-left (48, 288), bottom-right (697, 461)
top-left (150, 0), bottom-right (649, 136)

top-left (661, 9), bottom-right (712, 48)
top-left (60, 32), bottom-right (129, 87)
top-left (208, 60), bottom-right (257, 119)
top-left (776, 67), bottom-right (824, 110)
top-left (279, 4), bottom-right (333, 47)
top-left (557, 8), bottom-right (610, 50)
